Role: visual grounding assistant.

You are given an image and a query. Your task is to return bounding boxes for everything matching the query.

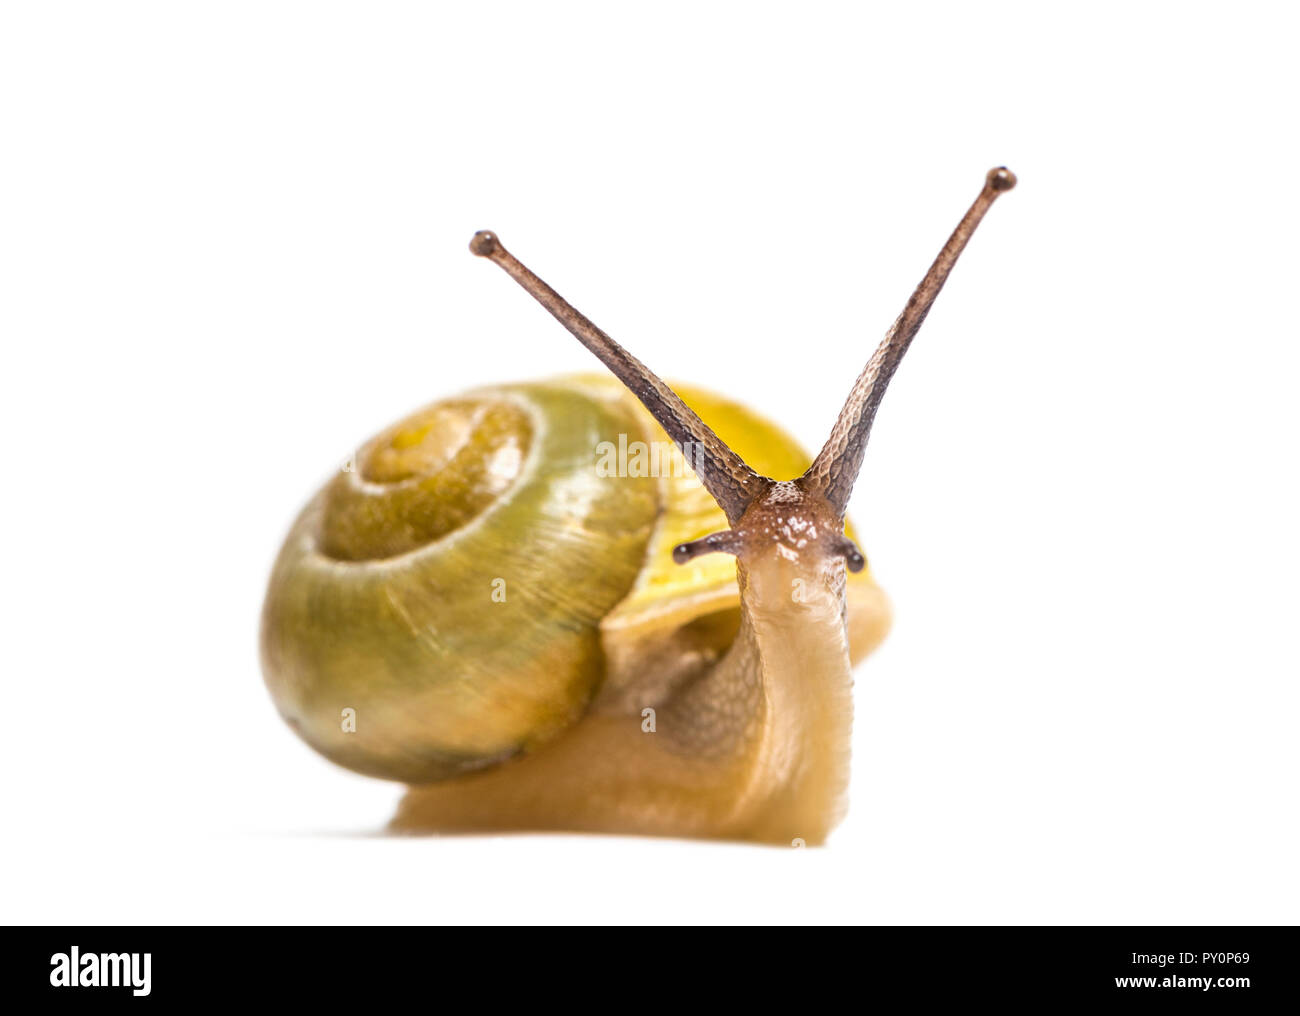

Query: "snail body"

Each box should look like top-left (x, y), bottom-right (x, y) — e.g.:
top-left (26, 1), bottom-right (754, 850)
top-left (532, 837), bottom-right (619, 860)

top-left (262, 168), bottom-right (1015, 844)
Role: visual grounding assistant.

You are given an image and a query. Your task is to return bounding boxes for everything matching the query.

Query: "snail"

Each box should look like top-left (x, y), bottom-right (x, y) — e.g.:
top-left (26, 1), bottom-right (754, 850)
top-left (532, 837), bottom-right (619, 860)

top-left (262, 167), bottom-right (1016, 844)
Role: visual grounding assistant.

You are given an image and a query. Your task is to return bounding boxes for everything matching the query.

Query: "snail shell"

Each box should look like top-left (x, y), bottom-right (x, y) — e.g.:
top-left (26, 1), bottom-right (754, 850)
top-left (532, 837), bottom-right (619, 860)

top-left (261, 374), bottom-right (890, 784)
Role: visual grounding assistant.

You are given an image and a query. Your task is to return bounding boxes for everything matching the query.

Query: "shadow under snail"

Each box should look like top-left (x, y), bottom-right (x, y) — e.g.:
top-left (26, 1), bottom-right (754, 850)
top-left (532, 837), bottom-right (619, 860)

top-left (261, 167), bottom-right (1016, 845)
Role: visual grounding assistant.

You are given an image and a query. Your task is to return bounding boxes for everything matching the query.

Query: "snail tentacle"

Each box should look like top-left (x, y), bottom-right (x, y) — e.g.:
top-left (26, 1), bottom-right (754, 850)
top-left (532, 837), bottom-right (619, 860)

top-left (802, 167), bottom-right (1017, 518)
top-left (672, 528), bottom-right (746, 564)
top-left (470, 231), bottom-right (770, 525)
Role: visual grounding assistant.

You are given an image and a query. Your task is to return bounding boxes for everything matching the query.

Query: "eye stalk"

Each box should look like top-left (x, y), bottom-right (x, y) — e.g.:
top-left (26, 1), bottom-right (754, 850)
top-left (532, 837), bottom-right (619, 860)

top-left (471, 167), bottom-right (1015, 562)
top-left (800, 166), bottom-right (1017, 518)
top-left (468, 228), bottom-right (767, 524)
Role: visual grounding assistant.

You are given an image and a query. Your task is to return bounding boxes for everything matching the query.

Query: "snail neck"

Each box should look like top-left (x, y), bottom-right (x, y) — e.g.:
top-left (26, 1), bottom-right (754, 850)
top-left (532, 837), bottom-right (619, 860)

top-left (729, 552), bottom-right (854, 843)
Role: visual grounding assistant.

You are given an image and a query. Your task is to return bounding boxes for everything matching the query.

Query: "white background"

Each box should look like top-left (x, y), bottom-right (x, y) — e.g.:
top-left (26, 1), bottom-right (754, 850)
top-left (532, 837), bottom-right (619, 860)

top-left (3, 2), bottom-right (1297, 925)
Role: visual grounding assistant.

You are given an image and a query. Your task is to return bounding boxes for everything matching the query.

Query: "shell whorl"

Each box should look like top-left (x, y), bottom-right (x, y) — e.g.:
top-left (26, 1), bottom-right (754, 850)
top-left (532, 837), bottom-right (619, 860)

top-left (320, 398), bottom-right (533, 562)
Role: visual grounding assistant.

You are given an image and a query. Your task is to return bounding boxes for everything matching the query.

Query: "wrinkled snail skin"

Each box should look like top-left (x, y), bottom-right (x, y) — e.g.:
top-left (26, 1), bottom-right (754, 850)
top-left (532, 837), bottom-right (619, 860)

top-left (263, 168), bottom-right (1015, 845)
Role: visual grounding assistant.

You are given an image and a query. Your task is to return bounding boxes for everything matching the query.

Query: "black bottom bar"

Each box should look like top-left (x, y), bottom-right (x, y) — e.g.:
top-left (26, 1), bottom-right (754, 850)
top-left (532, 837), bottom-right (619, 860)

top-left (4, 926), bottom-right (1292, 1005)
